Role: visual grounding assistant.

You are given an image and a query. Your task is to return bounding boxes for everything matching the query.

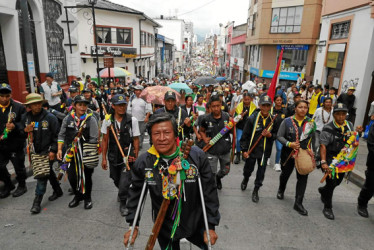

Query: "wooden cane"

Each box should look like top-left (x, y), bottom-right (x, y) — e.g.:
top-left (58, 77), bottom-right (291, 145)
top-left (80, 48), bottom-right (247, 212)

top-left (246, 114), bottom-right (278, 157)
top-left (320, 171), bottom-right (331, 183)
top-left (101, 103), bottom-right (130, 171)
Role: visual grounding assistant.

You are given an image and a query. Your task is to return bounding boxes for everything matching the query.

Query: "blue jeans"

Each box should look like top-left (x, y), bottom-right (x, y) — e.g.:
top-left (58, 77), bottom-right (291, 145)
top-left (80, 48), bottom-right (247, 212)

top-left (35, 161), bottom-right (61, 196)
top-left (275, 140), bottom-right (283, 164)
top-left (236, 128), bottom-right (243, 152)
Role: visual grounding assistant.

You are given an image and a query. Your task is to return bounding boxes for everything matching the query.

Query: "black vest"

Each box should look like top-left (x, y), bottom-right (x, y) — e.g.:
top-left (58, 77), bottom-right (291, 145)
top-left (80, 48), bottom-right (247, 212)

top-left (203, 111), bottom-right (231, 155)
top-left (108, 114), bottom-right (133, 161)
top-left (323, 121), bottom-right (352, 164)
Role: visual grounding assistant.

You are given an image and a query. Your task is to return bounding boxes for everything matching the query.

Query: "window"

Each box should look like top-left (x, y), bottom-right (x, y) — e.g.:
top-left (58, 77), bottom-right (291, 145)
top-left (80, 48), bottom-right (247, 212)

top-left (277, 46), bottom-right (308, 73)
top-left (251, 14), bottom-right (256, 36)
top-left (96, 27), bottom-right (111, 44)
top-left (331, 21), bottom-right (350, 40)
top-left (117, 28), bottom-right (132, 45)
top-left (270, 6), bottom-right (303, 34)
top-left (141, 31), bottom-right (146, 46)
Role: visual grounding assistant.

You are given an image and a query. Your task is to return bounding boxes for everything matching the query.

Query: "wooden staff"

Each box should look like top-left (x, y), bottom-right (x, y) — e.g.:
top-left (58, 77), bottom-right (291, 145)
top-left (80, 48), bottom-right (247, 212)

top-left (101, 103), bottom-right (130, 171)
top-left (145, 139), bottom-right (194, 250)
top-left (246, 114), bottom-right (278, 156)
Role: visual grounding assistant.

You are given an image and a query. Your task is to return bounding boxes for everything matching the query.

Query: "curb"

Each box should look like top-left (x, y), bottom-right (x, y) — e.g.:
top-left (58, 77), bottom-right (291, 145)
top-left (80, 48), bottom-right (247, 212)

top-left (348, 171), bottom-right (365, 188)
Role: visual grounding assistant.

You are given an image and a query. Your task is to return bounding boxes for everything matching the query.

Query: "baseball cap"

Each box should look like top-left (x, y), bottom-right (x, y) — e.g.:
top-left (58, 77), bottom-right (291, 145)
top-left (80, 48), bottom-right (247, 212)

top-left (46, 72), bottom-right (54, 78)
top-left (133, 85), bottom-right (144, 90)
top-left (69, 86), bottom-right (79, 93)
top-left (111, 94), bottom-right (128, 105)
top-left (348, 87), bottom-right (356, 91)
top-left (259, 95), bottom-right (272, 105)
top-left (0, 83), bottom-right (12, 93)
top-left (164, 91), bottom-right (176, 101)
top-left (73, 95), bottom-right (89, 104)
top-left (333, 103), bottom-right (348, 113)
top-left (82, 88), bottom-right (92, 93)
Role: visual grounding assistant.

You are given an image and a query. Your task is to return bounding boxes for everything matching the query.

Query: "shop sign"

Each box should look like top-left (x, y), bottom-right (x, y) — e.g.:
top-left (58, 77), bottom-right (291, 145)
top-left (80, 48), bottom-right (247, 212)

top-left (276, 45), bottom-right (309, 50)
top-left (260, 69), bottom-right (304, 81)
top-left (326, 52), bottom-right (344, 69)
top-left (91, 46), bottom-right (137, 58)
top-left (250, 67), bottom-right (259, 76)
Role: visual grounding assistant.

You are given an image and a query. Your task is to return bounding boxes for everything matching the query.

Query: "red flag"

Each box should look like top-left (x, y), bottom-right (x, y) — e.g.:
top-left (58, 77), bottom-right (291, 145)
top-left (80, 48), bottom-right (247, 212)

top-left (267, 48), bottom-right (284, 101)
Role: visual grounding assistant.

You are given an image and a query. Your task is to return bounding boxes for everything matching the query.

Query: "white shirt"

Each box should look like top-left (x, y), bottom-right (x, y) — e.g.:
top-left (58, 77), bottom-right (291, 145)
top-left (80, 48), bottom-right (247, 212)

top-left (101, 116), bottom-right (140, 137)
top-left (40, 81), bottom-right (61, 106)
top-left (313, 107), bottom-right (333, 132)
top-left (127, 96), bottom-right (152, 121)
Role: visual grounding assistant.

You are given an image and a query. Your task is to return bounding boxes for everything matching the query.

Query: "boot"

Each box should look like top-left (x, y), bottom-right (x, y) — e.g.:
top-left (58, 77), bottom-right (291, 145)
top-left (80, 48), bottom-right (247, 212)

top-left (318, 187), bottom-right (327, 205)
top-left (12, 184), bottom-right (27, 197)
top-left (323, 207), bottom-right (335, 220)
top-left (357, 205), bottom-right (369, 218)
top-left (48, 190), bottom-right (63, 201)
top-left (84, 198), bottom-right (93, 209)
top-left (0, 183), bottom-right (15, 199)
top-left (234, 152), bottom-right (240, 164)
top-left (241, 177), bottom-right (249, 191)
top-left (120, 200), bottom-right (129, 217)
top-left (294, 195), bottom-right (308, 216)
top-left (68, 195), bottom-right (82, 208)
top-left (252, 187), bottom-right (259, 203)
top-left (276, 189), bottom-right (284, 200)
top-left (216, 175), bottom-right (222, 190)
top-left (30, 195), bottom-right (43, 214)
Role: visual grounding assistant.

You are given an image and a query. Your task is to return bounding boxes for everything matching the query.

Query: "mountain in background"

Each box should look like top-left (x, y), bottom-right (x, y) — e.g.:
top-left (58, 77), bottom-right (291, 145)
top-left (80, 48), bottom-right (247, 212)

top-left (196, 34), bottom-right (205, 43)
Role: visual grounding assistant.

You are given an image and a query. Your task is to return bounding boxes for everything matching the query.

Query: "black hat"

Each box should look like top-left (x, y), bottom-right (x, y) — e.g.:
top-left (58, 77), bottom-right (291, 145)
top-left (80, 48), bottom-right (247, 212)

top-left (333, 103), bottom-right (348, 113)
top-left (164, 91), bottom-right (176, 101)
top-left (69, 86), bottom-right (78, 93)
top-left (73, 95), bottom-right (89, 104)
top-left (82, 88), bottom-right (92, 93)
top-left (259, 95), bottom-right (272, 105)
top-left (46, 72), bottom-right (54, 78)
top-left (0, 83), bottom-right (12, 93)
top-left (111, 94), bottom-right (128, 105)
top-left (116, 88), bottom-right (124, 94)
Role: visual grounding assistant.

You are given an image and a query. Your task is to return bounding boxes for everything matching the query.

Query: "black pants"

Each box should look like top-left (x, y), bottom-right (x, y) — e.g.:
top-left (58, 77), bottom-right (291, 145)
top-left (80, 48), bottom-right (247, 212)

top-left (279, 158), bottom-right (308, 197)
top-left (358, 168), bottom-right (374, 208)
top-left (157, 227), bottom-right (208, 250)
top-left (67, 161), bottom-right (94, 200)
top-left (319, 172), bottom-right (345, 208)
top-left (0, 149), bottom-right (27, 187)
top-left (243, 157), bottom-right (267, 188)
top-left (109, 160), bottom-right (132, 202)
top-left (35, 161), bottom-right (62, 196)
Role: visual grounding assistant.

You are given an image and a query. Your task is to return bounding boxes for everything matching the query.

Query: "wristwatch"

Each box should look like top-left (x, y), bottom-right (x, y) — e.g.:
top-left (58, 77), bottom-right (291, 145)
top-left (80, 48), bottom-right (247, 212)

top-left (321, 160), bottom-right (327, 165)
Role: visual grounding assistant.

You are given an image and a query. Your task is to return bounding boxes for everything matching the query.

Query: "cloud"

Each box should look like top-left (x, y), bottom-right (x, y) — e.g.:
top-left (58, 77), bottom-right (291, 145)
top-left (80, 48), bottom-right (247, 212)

top-left (109, 0), bottom-right (249, 36)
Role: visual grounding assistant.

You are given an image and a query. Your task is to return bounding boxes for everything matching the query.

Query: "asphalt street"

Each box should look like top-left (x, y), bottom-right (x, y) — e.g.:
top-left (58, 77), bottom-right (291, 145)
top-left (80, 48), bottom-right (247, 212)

top-left (0, 140), bottom-right (373, 250)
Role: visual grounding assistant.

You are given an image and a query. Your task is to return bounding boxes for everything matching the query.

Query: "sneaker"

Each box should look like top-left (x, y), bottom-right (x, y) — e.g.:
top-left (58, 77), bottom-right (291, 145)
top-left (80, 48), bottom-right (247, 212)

top-left (274, 163), bottom-right (281, 172)
top-left (267, 159), bottom-right (271, 166)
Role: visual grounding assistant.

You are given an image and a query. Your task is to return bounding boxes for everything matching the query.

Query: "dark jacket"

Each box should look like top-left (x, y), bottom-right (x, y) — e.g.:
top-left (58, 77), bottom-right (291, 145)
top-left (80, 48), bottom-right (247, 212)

top-left (240, 110), bottom-right (279, 158)
top-left (367, 122), bottom-right (374, 170)
top-left (181, 105), bottom-right (195, 117)
top-left (126, 146), bottom-right (220, 240)
top-left (0, 99), bottom-right (26, 151)
top-left (155, 106), bottom-right (191, 139)
top-left (200, 111), bottom-right (231, 155)
top-left (21, 109), bottom-right (59, 154)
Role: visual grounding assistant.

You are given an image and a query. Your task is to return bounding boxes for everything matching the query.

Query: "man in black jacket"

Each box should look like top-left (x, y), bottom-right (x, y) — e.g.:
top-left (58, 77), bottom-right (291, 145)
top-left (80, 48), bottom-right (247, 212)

top-left (124, 113), bottom-right (219, 249)
top-left (0, 83), bottom-right (27, 198)
top-left (337, 87), bottom-right (356, 123)
top-left (22, 93), bottom-right (63, 214)
top-left (357, 116), bottom-right (374, 217)
top-left (240, 95), bottom-right (279, 203)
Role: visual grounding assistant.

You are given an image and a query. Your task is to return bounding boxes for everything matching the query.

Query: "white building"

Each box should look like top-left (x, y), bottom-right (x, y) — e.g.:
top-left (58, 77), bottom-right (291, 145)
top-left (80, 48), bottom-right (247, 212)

top-left (76, 0), bottom-right (160, 82)
top-left (314, 3), bottom-right (374, 126)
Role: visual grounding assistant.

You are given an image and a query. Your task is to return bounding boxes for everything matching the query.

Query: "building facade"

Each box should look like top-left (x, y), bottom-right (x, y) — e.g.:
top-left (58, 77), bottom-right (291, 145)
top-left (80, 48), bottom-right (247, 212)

top-left (245, 0), bottom-right (322, 84)
top-left (314, 0), bottom-right (374, 126)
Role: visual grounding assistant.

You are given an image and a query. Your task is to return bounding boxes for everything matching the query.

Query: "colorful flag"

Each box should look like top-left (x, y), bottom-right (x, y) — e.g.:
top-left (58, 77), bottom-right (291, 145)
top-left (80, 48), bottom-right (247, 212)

top-left (267, 48), bottom-right (284, 101)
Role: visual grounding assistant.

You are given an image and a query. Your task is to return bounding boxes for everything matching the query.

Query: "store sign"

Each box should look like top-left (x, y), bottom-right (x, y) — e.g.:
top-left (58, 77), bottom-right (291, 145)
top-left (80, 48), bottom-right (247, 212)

top-left (103, 57), bottom-right (114, 68)
top-left (261, 69), bottom-right (303, 81)
top-left (250, 67), bottom-right (259, 76)
top-left (91, 46), bottom-right (137, 58)
top-left (326, 52), bottom-right (344, 69)
top-left (276, 45), bottom-right (309, 50)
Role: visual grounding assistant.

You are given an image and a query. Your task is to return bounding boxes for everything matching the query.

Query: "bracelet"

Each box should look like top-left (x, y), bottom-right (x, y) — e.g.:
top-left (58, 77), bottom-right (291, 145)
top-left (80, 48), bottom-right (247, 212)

top-left (321, 160), bottom-right (327, 164)
top-left (286, 141), bottom-right (291, 147)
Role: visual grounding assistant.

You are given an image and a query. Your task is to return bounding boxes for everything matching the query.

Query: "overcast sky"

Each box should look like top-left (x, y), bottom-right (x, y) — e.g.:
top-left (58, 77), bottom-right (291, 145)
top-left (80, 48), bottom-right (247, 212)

top-left (110, 0), bottom-right (249, 37)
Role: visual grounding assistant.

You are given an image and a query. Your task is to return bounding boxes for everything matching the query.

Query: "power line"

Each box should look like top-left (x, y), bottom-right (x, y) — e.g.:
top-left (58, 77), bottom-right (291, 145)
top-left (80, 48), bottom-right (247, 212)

top-left (178, 0), bottom-right (218, 16)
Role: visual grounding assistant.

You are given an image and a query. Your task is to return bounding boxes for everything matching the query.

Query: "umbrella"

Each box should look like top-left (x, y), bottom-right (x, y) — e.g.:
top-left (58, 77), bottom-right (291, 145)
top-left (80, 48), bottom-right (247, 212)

top-left (168, 82), bottom-right (193, 94)
top-left (158, 73), bottom-right (171, 79)
top-left (99, 67), bottom-right (131, 78)
top-left (242, 81), bottom-right (257, 94)
top-left (215, 76), bottom-right (226, 81)
top-left (194, 77), bottom-right (217, 86)
top-left (139, 86), bottom-right (180, 105)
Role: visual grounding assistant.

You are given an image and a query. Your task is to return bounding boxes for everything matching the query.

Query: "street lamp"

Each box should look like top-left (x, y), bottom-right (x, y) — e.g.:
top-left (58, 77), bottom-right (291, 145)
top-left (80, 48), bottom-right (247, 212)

top-left (88, 0), bottom-right (101, 85)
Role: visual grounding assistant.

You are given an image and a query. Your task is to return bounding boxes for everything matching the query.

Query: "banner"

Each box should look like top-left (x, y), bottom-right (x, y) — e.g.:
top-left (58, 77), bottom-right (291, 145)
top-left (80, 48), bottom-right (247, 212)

top-left (267, 49), bottom-right (284, 101)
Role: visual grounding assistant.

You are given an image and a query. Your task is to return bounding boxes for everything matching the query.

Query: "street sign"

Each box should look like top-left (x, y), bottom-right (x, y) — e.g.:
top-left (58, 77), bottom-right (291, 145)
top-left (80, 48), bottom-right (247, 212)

top-left (104, 57), bottom-right (114, 68)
